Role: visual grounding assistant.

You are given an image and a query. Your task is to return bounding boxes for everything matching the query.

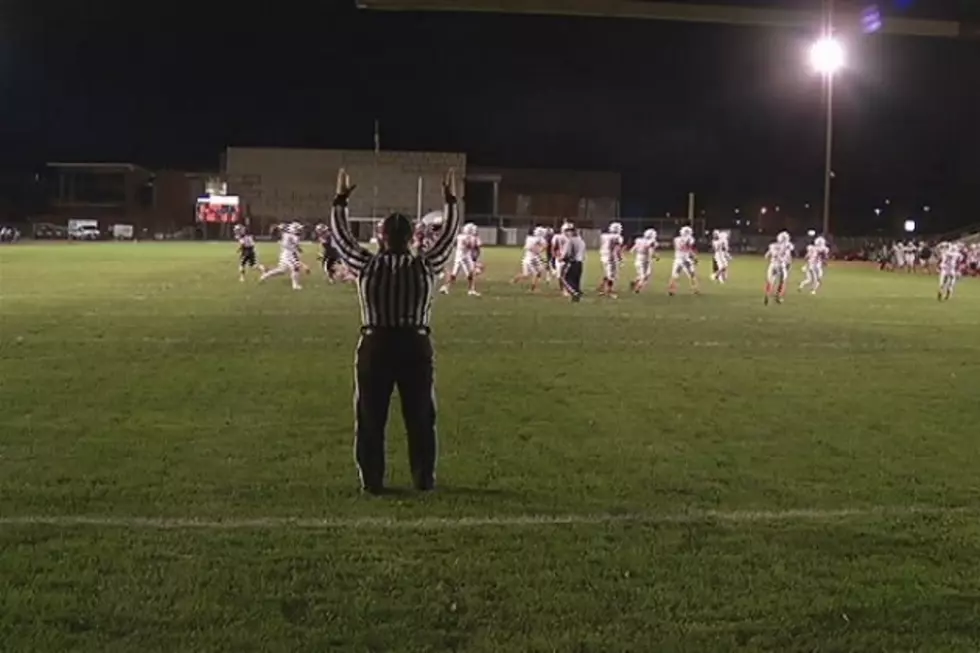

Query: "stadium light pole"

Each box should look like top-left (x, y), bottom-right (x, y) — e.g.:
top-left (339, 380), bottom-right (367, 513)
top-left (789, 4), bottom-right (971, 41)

top-left (809, 35), bottom-right (844, 237)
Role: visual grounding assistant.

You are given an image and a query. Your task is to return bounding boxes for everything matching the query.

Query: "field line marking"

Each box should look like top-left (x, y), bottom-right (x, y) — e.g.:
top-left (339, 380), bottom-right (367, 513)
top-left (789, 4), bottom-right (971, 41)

top-left (2, 335), bottom-right (965, 352)
top-left (0, 505), bottom-right (972, 531)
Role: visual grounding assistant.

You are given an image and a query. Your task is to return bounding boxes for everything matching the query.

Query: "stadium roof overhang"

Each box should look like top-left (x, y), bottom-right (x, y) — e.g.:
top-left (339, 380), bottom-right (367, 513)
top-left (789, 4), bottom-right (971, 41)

top-left (357, 0), bottom-right (975, 39)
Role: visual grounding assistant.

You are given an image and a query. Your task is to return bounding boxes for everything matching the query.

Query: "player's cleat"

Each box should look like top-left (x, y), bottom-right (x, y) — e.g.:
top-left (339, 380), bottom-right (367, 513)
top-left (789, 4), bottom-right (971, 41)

top-left (467, 290), bottom-right (480, 297)
top-left (764, 295), bottom-right (769, 305)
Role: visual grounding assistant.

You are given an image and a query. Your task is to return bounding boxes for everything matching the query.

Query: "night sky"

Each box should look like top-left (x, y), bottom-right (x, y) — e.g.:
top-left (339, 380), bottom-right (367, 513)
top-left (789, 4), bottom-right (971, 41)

top-left (3, 0), bottom-right (979, 231)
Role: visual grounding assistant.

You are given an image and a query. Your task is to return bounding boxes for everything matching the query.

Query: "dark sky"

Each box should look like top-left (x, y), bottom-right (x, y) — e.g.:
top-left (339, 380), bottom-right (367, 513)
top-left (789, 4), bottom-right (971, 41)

top-left (3, 0), bottom-right (979, 229)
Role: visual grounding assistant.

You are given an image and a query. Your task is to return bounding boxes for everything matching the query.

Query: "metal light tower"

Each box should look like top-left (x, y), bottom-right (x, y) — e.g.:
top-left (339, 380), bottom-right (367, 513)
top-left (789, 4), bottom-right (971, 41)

top-left (809, 1), bottom-right (845, 236)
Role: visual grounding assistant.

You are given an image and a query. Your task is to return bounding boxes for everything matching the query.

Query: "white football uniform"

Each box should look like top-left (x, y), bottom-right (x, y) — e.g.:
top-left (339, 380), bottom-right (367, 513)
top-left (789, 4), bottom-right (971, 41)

top-left (451, 233), bottom-right (479, 277)
top-left (542, 228), bottom-right (555, 268)
top-left (903, 244), bottom-right (917, 268)
top-left (599, 232), bottom-right (624, 280)
top-left (279, 233), bottom-right (301, 269)
top-left (522, 235), bottom-right (546, 276)
top-left (805, 244), bottom-right (828, 275)
top-left (551, 234), bottom-right (568, 276)
top-left (632, 236), bottom-right (656, 280)
top-left (939, 248), bottom-right (963, 294)
top-left (712, 237), bottom-right (730, 270)
top-left (671, 235), bottom-right (697, 278)
top-left (765, 242), bottom-right (793, 284)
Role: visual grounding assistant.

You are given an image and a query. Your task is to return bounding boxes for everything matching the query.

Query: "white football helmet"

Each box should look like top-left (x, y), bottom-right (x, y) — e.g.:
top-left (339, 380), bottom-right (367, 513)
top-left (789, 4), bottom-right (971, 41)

top-left (643, 228), bottom-right (657, 241)
top-left (421, 211), bottom-right (444, 226)
top-left (608, 222), bottom-right (623, 235)
top-left (711, 229), bottom-right (720, 239)
top-left (463, 223), bottom-right (477, 235)
top-left (287, 222), bottom-right (303, 235)
top-left (814, 236), bottom-right (826, 247)
top-left (561, 221), bottom-right (574, 233)
top-left (533, 226), bottom-right (547, 238)
top-left (777, 231), bottom-right (790, 244)
top-left (680, 226), bottom-right (693, 238)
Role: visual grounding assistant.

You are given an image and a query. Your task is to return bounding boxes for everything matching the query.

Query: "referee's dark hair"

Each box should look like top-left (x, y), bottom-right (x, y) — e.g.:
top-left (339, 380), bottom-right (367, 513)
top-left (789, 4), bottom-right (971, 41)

top-left (380, 213), bottom-right (414, 253)
top-left (329, 168), bottom-right (460, 495)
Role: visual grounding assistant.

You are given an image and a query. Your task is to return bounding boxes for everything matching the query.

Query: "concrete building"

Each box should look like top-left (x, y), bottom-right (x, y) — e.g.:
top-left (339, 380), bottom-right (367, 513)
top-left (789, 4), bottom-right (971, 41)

top-left (223, 147), bottom-right (467, 233)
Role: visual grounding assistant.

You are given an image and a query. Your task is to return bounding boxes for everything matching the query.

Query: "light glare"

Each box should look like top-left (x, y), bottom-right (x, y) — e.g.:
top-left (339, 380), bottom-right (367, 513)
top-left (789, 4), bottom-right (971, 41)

top-left (809, 37), bottom-right (845, 74)
top-left (904, 220), bottom-right (915, 233)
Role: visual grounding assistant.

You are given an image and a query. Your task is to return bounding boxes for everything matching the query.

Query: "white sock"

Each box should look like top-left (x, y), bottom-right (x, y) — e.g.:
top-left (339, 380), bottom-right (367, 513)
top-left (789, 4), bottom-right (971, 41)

top-left (259, 266), bottom-right (285, 282)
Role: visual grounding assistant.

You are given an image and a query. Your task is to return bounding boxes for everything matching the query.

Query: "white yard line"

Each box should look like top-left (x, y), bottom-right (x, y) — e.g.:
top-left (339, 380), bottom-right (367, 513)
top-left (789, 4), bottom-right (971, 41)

top-left (0, 505), bottom-right (970, 531)
top-left (0, 335), bottom-right (967, 352)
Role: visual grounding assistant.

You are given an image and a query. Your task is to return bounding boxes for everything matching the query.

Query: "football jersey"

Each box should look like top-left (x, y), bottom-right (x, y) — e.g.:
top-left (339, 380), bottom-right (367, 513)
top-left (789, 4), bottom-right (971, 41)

top-left (766, 242), bottom-right (793, 267)
top-left (805, 244), bottom-right (828, 265)
top-left (939, 249), bottom-right (963, 274)
top-left (599, 233), bottom-right (624, 261)
top-left (673, 235), bottom-right (696, 261)
top-left (632, 237), bottom-right (656, 261)
top-left (523, 235), bottom-right (544, 257)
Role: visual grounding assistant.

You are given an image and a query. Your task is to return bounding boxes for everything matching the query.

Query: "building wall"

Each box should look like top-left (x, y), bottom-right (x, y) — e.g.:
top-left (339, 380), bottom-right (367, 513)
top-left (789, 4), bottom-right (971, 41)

top-left (40, 168), bottom-right (205, 234)
top-left (152, 170), bottom-right (205, 230)
top-left (42, 167), bottom-right (146, 226)
top-left (468, 166), bottom-right (620, 225)
top-left (224, 147), bottom-right (466, 229)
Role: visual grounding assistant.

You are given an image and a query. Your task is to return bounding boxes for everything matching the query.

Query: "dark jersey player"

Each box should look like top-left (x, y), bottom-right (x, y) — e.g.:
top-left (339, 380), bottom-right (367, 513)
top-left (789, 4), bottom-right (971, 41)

top-left (234, 224), bottom-right (264, 281)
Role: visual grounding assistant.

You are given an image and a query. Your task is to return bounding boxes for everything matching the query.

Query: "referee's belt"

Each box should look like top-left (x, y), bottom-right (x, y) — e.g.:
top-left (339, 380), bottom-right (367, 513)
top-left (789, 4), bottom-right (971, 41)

top-left (361, 326), bottom-right (430, 336)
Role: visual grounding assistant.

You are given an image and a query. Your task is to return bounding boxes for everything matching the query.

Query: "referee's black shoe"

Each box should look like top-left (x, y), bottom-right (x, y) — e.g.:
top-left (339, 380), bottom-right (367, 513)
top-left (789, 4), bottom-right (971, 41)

top-left (361, 485), bottom-right (385, 496)
top-left (413, 474), bottom-right (435, 492)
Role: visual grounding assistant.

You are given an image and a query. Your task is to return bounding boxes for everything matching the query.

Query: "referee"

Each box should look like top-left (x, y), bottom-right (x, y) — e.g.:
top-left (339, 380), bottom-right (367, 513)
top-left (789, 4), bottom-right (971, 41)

top-left (330, 168), bottom-right (459, 494)
top-left (560, 223), bottom-right (586, 302)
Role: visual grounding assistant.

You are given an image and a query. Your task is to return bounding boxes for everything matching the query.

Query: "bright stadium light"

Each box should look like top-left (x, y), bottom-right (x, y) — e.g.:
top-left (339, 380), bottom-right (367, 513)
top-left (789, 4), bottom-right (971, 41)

top-left (809, 37), bottom-right (845, 75)
top-left (904, 220), bottom-right (916, 233)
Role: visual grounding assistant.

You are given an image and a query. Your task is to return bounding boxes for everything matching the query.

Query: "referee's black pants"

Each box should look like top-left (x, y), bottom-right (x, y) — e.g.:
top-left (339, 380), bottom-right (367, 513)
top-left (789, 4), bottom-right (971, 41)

top-left (354, 327), bottom-right (437, 491)
top-left (562, 261), bottom-right (584, 297)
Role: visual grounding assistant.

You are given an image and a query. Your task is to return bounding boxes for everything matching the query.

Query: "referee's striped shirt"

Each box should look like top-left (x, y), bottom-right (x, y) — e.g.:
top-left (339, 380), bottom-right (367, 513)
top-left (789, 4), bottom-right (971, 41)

top-left (330, 197), bottom-right (460, 328)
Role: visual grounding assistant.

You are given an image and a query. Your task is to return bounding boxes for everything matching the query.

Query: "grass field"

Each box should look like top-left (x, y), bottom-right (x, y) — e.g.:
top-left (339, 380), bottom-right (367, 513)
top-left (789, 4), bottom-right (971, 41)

top-left (2, 241), bottom-right (980, 652)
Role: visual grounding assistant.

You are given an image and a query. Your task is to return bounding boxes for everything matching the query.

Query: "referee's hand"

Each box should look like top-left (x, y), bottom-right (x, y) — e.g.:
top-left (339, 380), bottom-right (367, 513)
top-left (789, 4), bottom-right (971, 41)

top-left (335, 169), bottom-right (356, 203)
top-left (443, 168), bottom-right (457, 203)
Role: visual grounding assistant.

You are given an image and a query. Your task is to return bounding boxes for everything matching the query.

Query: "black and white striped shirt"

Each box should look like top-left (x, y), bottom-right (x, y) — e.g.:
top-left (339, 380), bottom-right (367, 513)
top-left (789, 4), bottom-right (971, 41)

top-left (330, 198), bottom-right (459, 328)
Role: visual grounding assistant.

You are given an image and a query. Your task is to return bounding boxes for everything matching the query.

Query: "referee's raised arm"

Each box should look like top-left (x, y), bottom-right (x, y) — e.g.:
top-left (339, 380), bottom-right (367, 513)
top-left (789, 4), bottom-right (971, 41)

top-left (329, 170), bottom-right (372, 273)
top-left (333, 168), bottom-right (460, 496)
top-left (422, 180), bottom-right (461, 273)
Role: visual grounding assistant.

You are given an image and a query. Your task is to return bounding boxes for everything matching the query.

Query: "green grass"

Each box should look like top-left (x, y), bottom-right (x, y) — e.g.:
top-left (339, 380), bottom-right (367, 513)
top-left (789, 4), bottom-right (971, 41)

top-left (2, 242), bottom-right (980, 652)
